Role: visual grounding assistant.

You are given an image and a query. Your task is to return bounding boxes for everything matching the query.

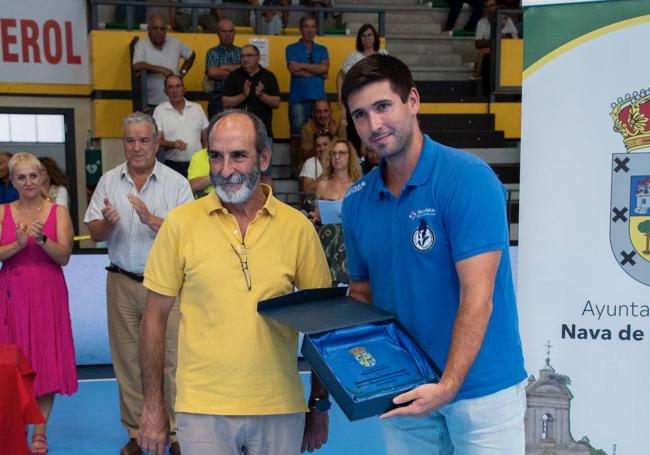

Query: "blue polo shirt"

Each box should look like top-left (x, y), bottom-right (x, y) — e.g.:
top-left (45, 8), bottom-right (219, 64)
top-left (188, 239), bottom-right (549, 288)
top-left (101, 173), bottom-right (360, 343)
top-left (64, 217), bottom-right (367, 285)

top-left (285, 40), bottom-right (328, 103)
top-left (341, 135), bottom-right (526, 400)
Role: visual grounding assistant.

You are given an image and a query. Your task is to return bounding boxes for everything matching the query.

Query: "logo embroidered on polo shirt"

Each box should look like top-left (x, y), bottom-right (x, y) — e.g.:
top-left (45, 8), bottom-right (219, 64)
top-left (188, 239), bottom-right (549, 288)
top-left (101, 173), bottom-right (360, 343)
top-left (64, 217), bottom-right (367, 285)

top-left (345, 180), bottom-right (366, 197)
top-left (408, 207), bottom-right (437, 220)
top-left (412, 219), bottom-right (435, 251)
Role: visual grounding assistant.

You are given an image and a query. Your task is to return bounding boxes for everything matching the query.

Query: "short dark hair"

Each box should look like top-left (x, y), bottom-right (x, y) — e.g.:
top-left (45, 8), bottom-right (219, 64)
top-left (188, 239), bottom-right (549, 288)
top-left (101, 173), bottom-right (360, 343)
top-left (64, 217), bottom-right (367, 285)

top-left (313, 129), bottom-right (332, 144)
top-left (341, 54), bottom-right (414, 112)
top-left (207, 109), bottom-right (269, 157)
top-left (300, 15), bottom-right (316, 28)
top-left (164, 73), bottom-right (183, 89)
top-left (241, 44), bottom-right (260, 55)
top-left (356, 24), bottom-right (379, 52)
top-left (312, 98), bottom-right (330, 110)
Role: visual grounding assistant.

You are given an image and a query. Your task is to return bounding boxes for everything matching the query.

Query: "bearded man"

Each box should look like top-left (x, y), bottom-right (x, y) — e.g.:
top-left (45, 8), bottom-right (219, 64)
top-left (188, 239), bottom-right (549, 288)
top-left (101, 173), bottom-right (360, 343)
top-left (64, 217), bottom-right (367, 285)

top-left (137, 109), bottom-right (332, 455)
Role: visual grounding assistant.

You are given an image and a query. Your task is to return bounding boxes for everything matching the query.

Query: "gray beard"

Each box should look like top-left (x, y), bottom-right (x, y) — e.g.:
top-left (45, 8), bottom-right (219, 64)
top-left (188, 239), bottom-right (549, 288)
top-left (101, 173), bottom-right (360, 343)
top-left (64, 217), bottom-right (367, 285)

top-left (211, 164), bottom-right (262, 204)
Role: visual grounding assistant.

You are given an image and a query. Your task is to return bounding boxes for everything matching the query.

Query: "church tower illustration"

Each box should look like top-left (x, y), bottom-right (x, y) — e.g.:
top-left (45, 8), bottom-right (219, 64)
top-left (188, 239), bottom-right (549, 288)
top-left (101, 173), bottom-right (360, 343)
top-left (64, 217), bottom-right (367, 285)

top-left (524, 343), bottom-right (605, 454)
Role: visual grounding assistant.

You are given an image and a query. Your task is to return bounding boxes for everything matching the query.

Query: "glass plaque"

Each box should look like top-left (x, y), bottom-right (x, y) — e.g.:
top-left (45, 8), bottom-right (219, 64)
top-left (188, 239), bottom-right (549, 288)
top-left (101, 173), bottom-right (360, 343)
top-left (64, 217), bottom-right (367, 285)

top-left (313, 322), bottom-right (437, 401)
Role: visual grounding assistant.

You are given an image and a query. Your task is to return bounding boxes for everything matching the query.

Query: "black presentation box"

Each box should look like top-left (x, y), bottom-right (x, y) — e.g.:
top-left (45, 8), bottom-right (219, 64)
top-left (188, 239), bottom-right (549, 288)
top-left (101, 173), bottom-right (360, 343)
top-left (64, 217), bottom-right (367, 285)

top-left (258, 287), bottom-right (442, 421)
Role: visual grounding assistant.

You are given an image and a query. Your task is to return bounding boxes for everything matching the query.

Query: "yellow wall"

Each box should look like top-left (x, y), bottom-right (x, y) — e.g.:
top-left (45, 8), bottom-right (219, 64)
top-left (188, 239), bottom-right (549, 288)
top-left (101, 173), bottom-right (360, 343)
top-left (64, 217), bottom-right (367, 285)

top-left (490, 102), bottom-right (521, 139)
top-left (499, 39), bottom-right (523, 88)
top-left (93, 100), bottom-right (133, 138)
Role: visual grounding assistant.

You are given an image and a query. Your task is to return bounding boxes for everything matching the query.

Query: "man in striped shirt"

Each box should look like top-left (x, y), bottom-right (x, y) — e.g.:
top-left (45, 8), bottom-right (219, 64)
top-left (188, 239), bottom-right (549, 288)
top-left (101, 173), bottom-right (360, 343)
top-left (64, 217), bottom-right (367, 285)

top-left (84, 112), bottom-right (193, 455)
top-left (204, 19), bottom-right (241, 119)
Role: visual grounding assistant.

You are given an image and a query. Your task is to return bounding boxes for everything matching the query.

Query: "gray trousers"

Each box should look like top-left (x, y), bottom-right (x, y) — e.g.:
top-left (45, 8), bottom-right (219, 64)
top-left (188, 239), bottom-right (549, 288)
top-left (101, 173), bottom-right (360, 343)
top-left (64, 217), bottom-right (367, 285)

top-left (176, 412), bottom-right (305, 455)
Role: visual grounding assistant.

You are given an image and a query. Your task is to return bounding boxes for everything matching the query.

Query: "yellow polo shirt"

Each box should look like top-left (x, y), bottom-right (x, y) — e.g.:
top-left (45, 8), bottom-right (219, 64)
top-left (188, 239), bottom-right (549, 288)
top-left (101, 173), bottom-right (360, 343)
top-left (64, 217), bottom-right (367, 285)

top-left (144, 185), bottom-right (331, 415)
top-left (186, 148), bottom-right (213, 197)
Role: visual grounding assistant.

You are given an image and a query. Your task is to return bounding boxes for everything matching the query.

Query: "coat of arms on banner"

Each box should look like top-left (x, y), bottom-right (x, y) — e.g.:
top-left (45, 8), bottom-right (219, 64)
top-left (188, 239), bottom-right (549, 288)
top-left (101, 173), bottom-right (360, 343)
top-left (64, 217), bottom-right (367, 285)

top-left (610, 89), bottom-right (650, 285)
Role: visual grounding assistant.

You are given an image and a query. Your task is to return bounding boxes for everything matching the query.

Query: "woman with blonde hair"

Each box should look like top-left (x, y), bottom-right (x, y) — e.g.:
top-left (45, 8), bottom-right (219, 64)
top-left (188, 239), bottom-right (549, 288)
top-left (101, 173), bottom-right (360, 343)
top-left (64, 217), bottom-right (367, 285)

top-left (0, 153), bottom-right (77, 454)
top-left (311, 140), bottom-right (361, 284)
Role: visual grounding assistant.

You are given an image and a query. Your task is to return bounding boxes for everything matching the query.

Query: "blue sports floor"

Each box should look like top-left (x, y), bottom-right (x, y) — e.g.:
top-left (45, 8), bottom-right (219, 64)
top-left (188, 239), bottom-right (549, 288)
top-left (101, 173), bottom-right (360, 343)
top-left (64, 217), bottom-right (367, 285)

top-left (42, 374), bottom-right (386, 455)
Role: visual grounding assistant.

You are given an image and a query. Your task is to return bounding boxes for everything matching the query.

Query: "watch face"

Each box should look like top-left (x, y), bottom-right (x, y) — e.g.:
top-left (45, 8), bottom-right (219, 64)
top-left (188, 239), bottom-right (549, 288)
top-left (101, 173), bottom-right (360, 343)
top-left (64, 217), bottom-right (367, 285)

top-left (314, 398), bottom-right (331, 412)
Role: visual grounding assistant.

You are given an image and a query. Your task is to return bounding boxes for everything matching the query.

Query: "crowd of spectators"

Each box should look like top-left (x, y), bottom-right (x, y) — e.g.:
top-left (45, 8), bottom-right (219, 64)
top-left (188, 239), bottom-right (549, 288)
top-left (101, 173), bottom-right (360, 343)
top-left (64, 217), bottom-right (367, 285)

top-left (126, 12), bottom-right (390, 290)
top-left (113, 0), bottom-right (521, 311)
top-left (103, 0), bottom-right (522, 286)
top-left (128, 0), bottom-right (521, 183)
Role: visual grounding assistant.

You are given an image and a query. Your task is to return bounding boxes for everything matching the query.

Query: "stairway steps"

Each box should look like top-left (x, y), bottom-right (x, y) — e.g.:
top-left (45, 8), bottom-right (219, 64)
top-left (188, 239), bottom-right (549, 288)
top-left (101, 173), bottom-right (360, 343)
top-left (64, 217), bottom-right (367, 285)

top-left (425, 130), bottom-right (505, 148)
top-left (418, 114), bottom-right (495, 131)
top-left (336, 0), bottom-right (421, 5)
top-left (490, 163), bottom-right (520, 184)
top-left (400, 53), bottom-right (463, 67)
top-left (345, 22), bottom-right (444, 35)
top-left (411, 68), bottom-right (474, 81)
top-left (388, 42), bottom-right (455, 55)
top-left (416, 80), bottom-right (479, 96)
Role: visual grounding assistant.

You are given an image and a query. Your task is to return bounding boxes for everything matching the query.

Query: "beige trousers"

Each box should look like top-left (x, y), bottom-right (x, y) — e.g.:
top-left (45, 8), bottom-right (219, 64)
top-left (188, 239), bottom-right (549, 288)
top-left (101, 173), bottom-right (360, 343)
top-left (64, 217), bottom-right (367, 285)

top-left (106, 271), bottom-right (180, 442)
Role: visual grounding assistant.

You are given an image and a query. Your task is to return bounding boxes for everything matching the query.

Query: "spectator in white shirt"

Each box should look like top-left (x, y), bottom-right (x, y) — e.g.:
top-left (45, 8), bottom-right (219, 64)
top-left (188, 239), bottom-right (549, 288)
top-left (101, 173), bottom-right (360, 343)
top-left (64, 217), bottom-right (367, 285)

top-left (153, 75), bottom-right (209, 177)
top-left (299, 130), bottom-right (331, 192)
top-left (474, 0), bottom-right (518, 95)
top-left (132, 15), bottom-right (196, 107)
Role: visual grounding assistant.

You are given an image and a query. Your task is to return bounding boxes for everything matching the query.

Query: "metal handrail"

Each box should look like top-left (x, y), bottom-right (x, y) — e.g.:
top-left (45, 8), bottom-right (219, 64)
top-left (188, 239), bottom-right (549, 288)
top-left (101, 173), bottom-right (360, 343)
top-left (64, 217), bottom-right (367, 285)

top-left (89, 0), bottom-right (387, 36)
top-left (129, 37), bottom-right (149, 110)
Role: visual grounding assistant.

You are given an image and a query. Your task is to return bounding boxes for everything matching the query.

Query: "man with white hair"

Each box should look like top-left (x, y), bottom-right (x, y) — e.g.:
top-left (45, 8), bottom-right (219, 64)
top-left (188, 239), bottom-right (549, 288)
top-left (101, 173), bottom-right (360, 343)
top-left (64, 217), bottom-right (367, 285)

top-left (85, 112), bottom-right (193, 455)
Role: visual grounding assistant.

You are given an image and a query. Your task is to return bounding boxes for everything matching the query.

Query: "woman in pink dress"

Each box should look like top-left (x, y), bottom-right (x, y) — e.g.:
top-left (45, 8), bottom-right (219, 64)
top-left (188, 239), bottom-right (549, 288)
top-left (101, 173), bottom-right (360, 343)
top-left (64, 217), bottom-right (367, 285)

top-left (0, 153), bottom-right (77, 454)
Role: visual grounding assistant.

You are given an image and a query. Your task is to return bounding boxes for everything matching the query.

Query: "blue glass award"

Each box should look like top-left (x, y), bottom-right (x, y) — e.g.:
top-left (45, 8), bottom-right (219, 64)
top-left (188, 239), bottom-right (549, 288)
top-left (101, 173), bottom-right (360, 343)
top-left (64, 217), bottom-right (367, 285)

top-left (313, 323), bottom-right (437, 401)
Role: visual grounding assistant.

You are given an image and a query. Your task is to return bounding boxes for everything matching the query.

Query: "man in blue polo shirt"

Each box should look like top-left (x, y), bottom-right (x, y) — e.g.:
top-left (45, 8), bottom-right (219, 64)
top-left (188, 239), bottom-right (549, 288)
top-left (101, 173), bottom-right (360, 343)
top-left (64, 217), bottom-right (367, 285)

top-left (285, 15), bottom-right (329, 176)
top-left (340, 53), bottom-right (526, 454)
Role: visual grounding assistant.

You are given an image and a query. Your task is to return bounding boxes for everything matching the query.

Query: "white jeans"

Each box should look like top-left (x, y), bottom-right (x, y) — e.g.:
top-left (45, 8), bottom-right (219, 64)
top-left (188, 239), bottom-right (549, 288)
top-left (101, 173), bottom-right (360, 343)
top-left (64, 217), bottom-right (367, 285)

top-left (382, 381), bottom-right (527, 454)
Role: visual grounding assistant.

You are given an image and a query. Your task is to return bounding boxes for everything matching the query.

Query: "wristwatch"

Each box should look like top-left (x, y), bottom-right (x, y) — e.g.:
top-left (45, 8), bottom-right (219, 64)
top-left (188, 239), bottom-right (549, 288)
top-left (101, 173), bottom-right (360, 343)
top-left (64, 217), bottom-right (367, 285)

top-left (308, 396), bottom-right (331, 413)
top-left (37, 234), bottom-right (47, 246)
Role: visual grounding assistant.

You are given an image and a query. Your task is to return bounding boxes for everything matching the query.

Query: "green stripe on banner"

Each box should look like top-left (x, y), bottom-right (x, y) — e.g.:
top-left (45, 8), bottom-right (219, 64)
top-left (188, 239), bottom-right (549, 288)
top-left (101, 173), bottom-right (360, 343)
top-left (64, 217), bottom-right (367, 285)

top-left (524, 0), bottom-right (650, 70)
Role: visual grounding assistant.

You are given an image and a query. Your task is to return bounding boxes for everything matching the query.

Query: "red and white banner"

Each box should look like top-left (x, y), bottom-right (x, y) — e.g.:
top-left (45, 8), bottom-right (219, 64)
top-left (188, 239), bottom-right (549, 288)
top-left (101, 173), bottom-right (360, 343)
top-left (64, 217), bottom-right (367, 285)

top-left (1, 0), bottom-right (89, 84)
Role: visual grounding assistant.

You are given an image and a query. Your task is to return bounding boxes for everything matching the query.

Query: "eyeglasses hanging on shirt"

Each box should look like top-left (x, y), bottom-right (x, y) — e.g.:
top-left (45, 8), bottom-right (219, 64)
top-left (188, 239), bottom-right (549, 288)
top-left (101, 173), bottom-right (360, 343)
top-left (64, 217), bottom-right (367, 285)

top-left (231, 243), bottom-right (252, 291)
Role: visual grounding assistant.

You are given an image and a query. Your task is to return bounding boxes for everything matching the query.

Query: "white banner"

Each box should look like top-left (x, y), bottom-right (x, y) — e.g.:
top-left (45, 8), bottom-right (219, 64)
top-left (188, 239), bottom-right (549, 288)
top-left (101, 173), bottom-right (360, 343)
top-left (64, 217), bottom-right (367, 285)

top-left (1, 0), bottom-right (89, 84)
top-left (519, 12), bottom-right (650, 455)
